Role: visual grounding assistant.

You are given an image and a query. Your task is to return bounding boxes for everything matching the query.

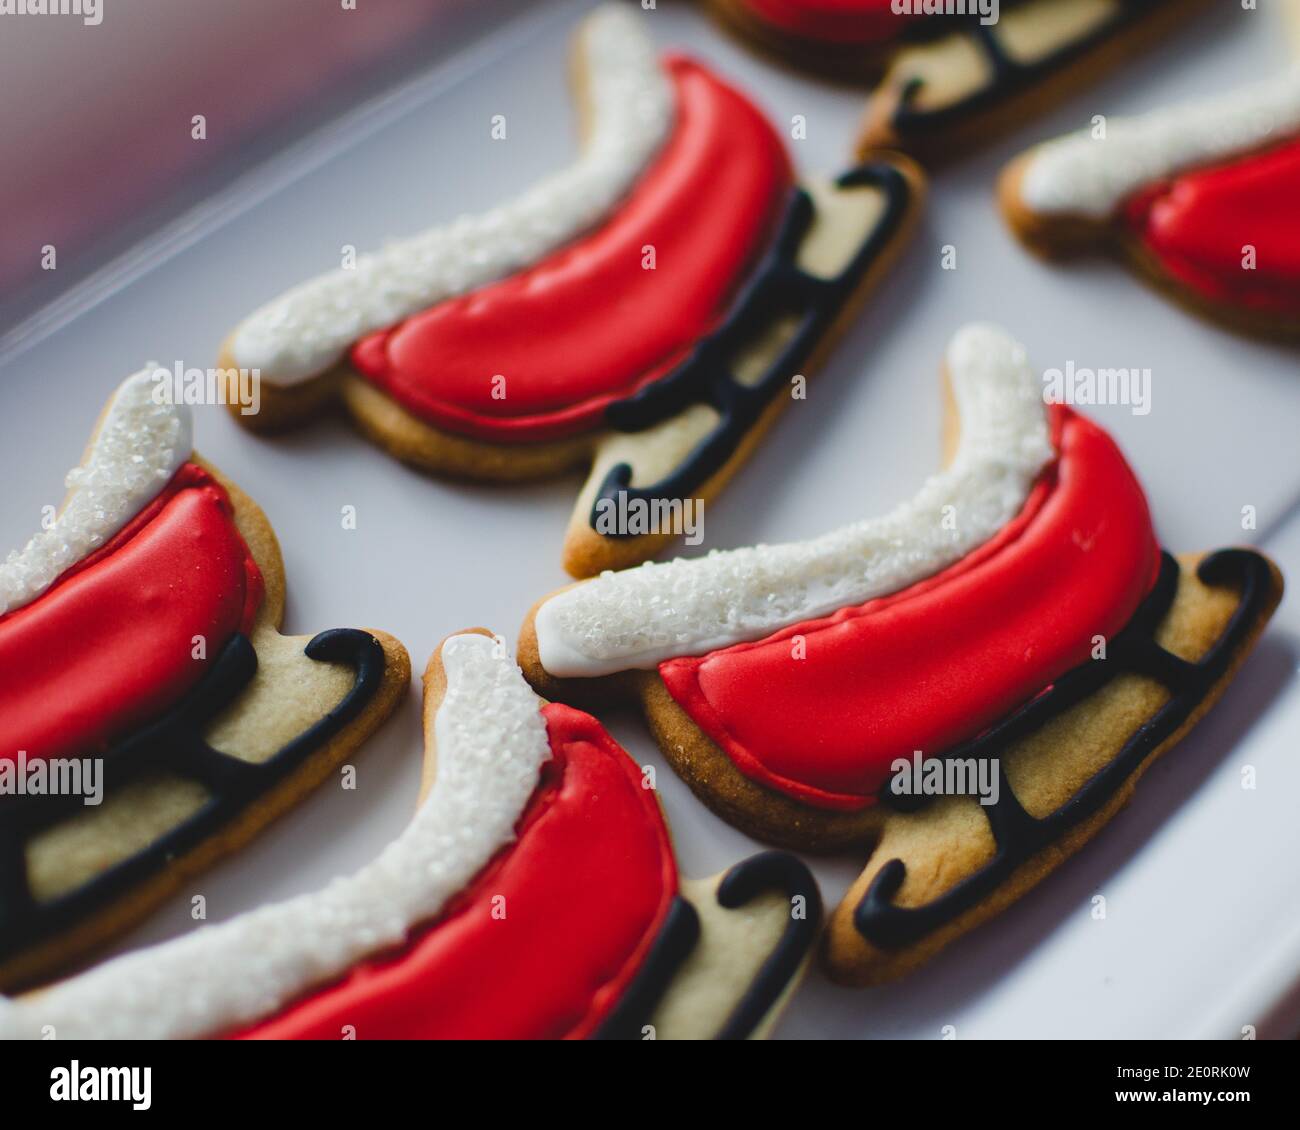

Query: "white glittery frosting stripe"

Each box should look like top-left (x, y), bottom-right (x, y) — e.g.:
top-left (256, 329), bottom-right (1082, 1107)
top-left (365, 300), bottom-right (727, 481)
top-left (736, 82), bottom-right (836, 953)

top-left (534, 323), bottom-right (1055, 679)
top-left (0, 369), bottom-right (191, 618)
top-left (229, 4), bottom-right (674, 386)
top-left (1019, 63), bottom-right (1300, 220)
top-left (0, 633), bottom-right (550, 1040)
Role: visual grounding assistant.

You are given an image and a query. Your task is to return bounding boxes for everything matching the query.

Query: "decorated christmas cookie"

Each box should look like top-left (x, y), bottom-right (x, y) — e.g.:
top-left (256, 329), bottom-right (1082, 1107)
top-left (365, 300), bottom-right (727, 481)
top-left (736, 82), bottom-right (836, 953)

top-left (0, 370), bottom-right (410, 992)
top-left (219, 4), bottom-right (925, 578)
top-left (0, 631), bottom-right (821, 1039)
top-left (518, 323), bottom-right (1283, 985)
top-left (707, 0), bottom-right (1210, 163)
top-left (1000, 63), bottom-right (1300, 339)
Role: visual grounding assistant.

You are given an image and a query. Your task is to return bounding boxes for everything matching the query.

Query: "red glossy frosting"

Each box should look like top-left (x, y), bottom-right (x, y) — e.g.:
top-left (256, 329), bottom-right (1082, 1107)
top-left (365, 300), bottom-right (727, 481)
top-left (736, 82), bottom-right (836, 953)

top-left (659, 407), bottom-right (1161, 811)
top-left (350, 56), bottom-right (792, 443)
top-left (0, 463), bottom-right (263, 765)
top-left (1123, 137), bottom-right (1300, 317)
top-left (739, 0), bottom-right (920, 45)
top-left (236, 702), bottom-right (678, 1040)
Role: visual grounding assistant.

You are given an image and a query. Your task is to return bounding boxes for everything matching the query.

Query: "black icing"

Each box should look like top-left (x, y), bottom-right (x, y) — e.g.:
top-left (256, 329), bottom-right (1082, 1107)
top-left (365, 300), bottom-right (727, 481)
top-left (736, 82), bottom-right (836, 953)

top-left (590, 160), bottom-right (914, 534)
top-left (890, 0), bottom-right (1169, 139)
top-left (593, 897), bottom-right (701, 1041)
top-left (595, 850), bottom-right (823, 1040)
top-left (713, 851), bottom-right (824, 1040)
top-left (0, 628), bottom-right (387, 970)
top-left (855, 549), bottom-right (1273, 950)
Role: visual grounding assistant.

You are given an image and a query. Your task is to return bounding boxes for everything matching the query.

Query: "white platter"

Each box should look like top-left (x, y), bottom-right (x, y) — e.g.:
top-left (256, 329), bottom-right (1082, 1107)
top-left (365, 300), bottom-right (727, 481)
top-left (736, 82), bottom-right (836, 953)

top-left (3, 0), bottom-right (1298, 1039)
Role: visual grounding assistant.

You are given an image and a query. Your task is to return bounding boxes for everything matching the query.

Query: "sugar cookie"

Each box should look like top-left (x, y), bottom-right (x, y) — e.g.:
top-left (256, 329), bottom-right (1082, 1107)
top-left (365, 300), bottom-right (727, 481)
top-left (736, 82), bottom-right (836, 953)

top-left (706, 0), bottom-right (1212, 163)
top-left (518, 323), bottom-right (1283, 985)
top-left (219, 4), bottom-right (925, 577)
top-left (1000, 62), bottom-right (1300, 339)
top-left (0, 369), bottom-right (409, 990)
top-left (0, 631), bottom-right (820, 1039)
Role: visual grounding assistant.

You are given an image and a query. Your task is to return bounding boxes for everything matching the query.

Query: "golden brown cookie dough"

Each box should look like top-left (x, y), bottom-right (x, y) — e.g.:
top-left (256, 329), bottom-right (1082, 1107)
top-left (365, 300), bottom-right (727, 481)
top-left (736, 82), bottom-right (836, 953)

top-left (517, 328), bottom-right (1283, 986)
top-left (220, 7), bottom-right (925, 577)
top-left (3, 410), bottom-right (409, 993)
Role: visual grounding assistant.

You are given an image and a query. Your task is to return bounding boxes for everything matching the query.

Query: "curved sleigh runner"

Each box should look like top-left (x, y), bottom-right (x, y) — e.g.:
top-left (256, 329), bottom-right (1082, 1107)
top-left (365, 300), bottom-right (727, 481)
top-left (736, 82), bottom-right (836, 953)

top-left (0, 370), bottom-right (410, 991)
top-left (0, 631), bottom-right (821, 1040)
top-left (518, 323), bottom-right (1283, 985)
top-left (220, 4), bottom-right (925, 578)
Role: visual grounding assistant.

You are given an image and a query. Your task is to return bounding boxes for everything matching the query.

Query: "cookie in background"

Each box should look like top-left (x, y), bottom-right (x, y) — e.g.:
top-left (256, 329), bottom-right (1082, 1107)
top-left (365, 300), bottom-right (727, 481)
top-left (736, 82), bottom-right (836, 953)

top-left (1000, 59), bottom-right (1300, 340)
top-left (220, 3), bottom-right (925, 577)
top-left (704, 0), bottom-right (1213, 163)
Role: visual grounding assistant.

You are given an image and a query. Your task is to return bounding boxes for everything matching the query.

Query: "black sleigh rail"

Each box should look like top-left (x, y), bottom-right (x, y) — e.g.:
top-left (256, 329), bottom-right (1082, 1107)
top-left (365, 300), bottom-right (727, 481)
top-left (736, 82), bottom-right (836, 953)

top-left (0, 628), bottom-right (386, 969)
top-left (590, 160), bottom-right (914, 533)
top-left (595, 850), bottom-right (823, 1040)
top-left (889, 0), bottom-right (1167, 140)
top-left (855, 549), bottom-right (1273, 950)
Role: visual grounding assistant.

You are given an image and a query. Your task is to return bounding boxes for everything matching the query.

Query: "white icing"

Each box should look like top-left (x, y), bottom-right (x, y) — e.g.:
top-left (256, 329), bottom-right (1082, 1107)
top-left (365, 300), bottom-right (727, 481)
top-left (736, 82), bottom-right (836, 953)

top-left (229, 4), bottom-right (673, 386)
top-left (0, 633), bottom-right (550, 1040)
top-left (0, 368), bottom-right (191, 617)
top-left (535, 323), bottom-right (1054, 678)
top-left (1020, 63), bottom-right (1300, 219)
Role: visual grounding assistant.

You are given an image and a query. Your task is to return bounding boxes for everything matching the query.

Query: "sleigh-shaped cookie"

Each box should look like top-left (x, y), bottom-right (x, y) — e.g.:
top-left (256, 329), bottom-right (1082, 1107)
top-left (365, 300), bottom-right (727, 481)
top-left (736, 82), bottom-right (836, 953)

top-left (0, 631), bottom-right (820, 1039)
top-left (1000, 61), bottom-right (1300, 340)
top-left (518, 322), bottom-right (1282, 985)
top-left (702, 0), bottom-right (1210, 163)
top-left (219, 4), bottom-right (925, 577)
top-left (0, 369), bottom-right (409, 990)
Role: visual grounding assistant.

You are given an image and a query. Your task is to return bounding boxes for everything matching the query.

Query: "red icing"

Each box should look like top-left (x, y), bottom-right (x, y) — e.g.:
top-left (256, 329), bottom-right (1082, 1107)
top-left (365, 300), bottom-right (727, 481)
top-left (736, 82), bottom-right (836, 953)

top-left (1123, 137), bottom-right (1300, 318)
top-left (350, 56), bottom-right (792, 443)
top-left (659, 408), bottom-right (1161, 811)
top-left (739, 0), bottom-right (920, 45)
top-left (0, 463), bottom-right (263, 764)
top-left (235, 702), bottom-right (678, 1040)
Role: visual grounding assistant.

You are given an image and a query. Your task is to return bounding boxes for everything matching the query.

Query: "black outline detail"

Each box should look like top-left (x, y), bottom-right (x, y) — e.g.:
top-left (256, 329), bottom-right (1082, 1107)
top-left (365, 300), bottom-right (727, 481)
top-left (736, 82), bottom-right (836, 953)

top-left (589, 161), bottom-right (913, 535)
top-left (594, 850), bottom-right (822, 1040)
top-left (890, 0), bottom-right (1167, 139)
top-left (855, 548), bottom-right (1272, 950)
top-left (0, 628), bottom-right (386, 967)
top-left (593, 897), bottom-right (701, 1041)
top-left (713, 851), bottom-right (823, 1040)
